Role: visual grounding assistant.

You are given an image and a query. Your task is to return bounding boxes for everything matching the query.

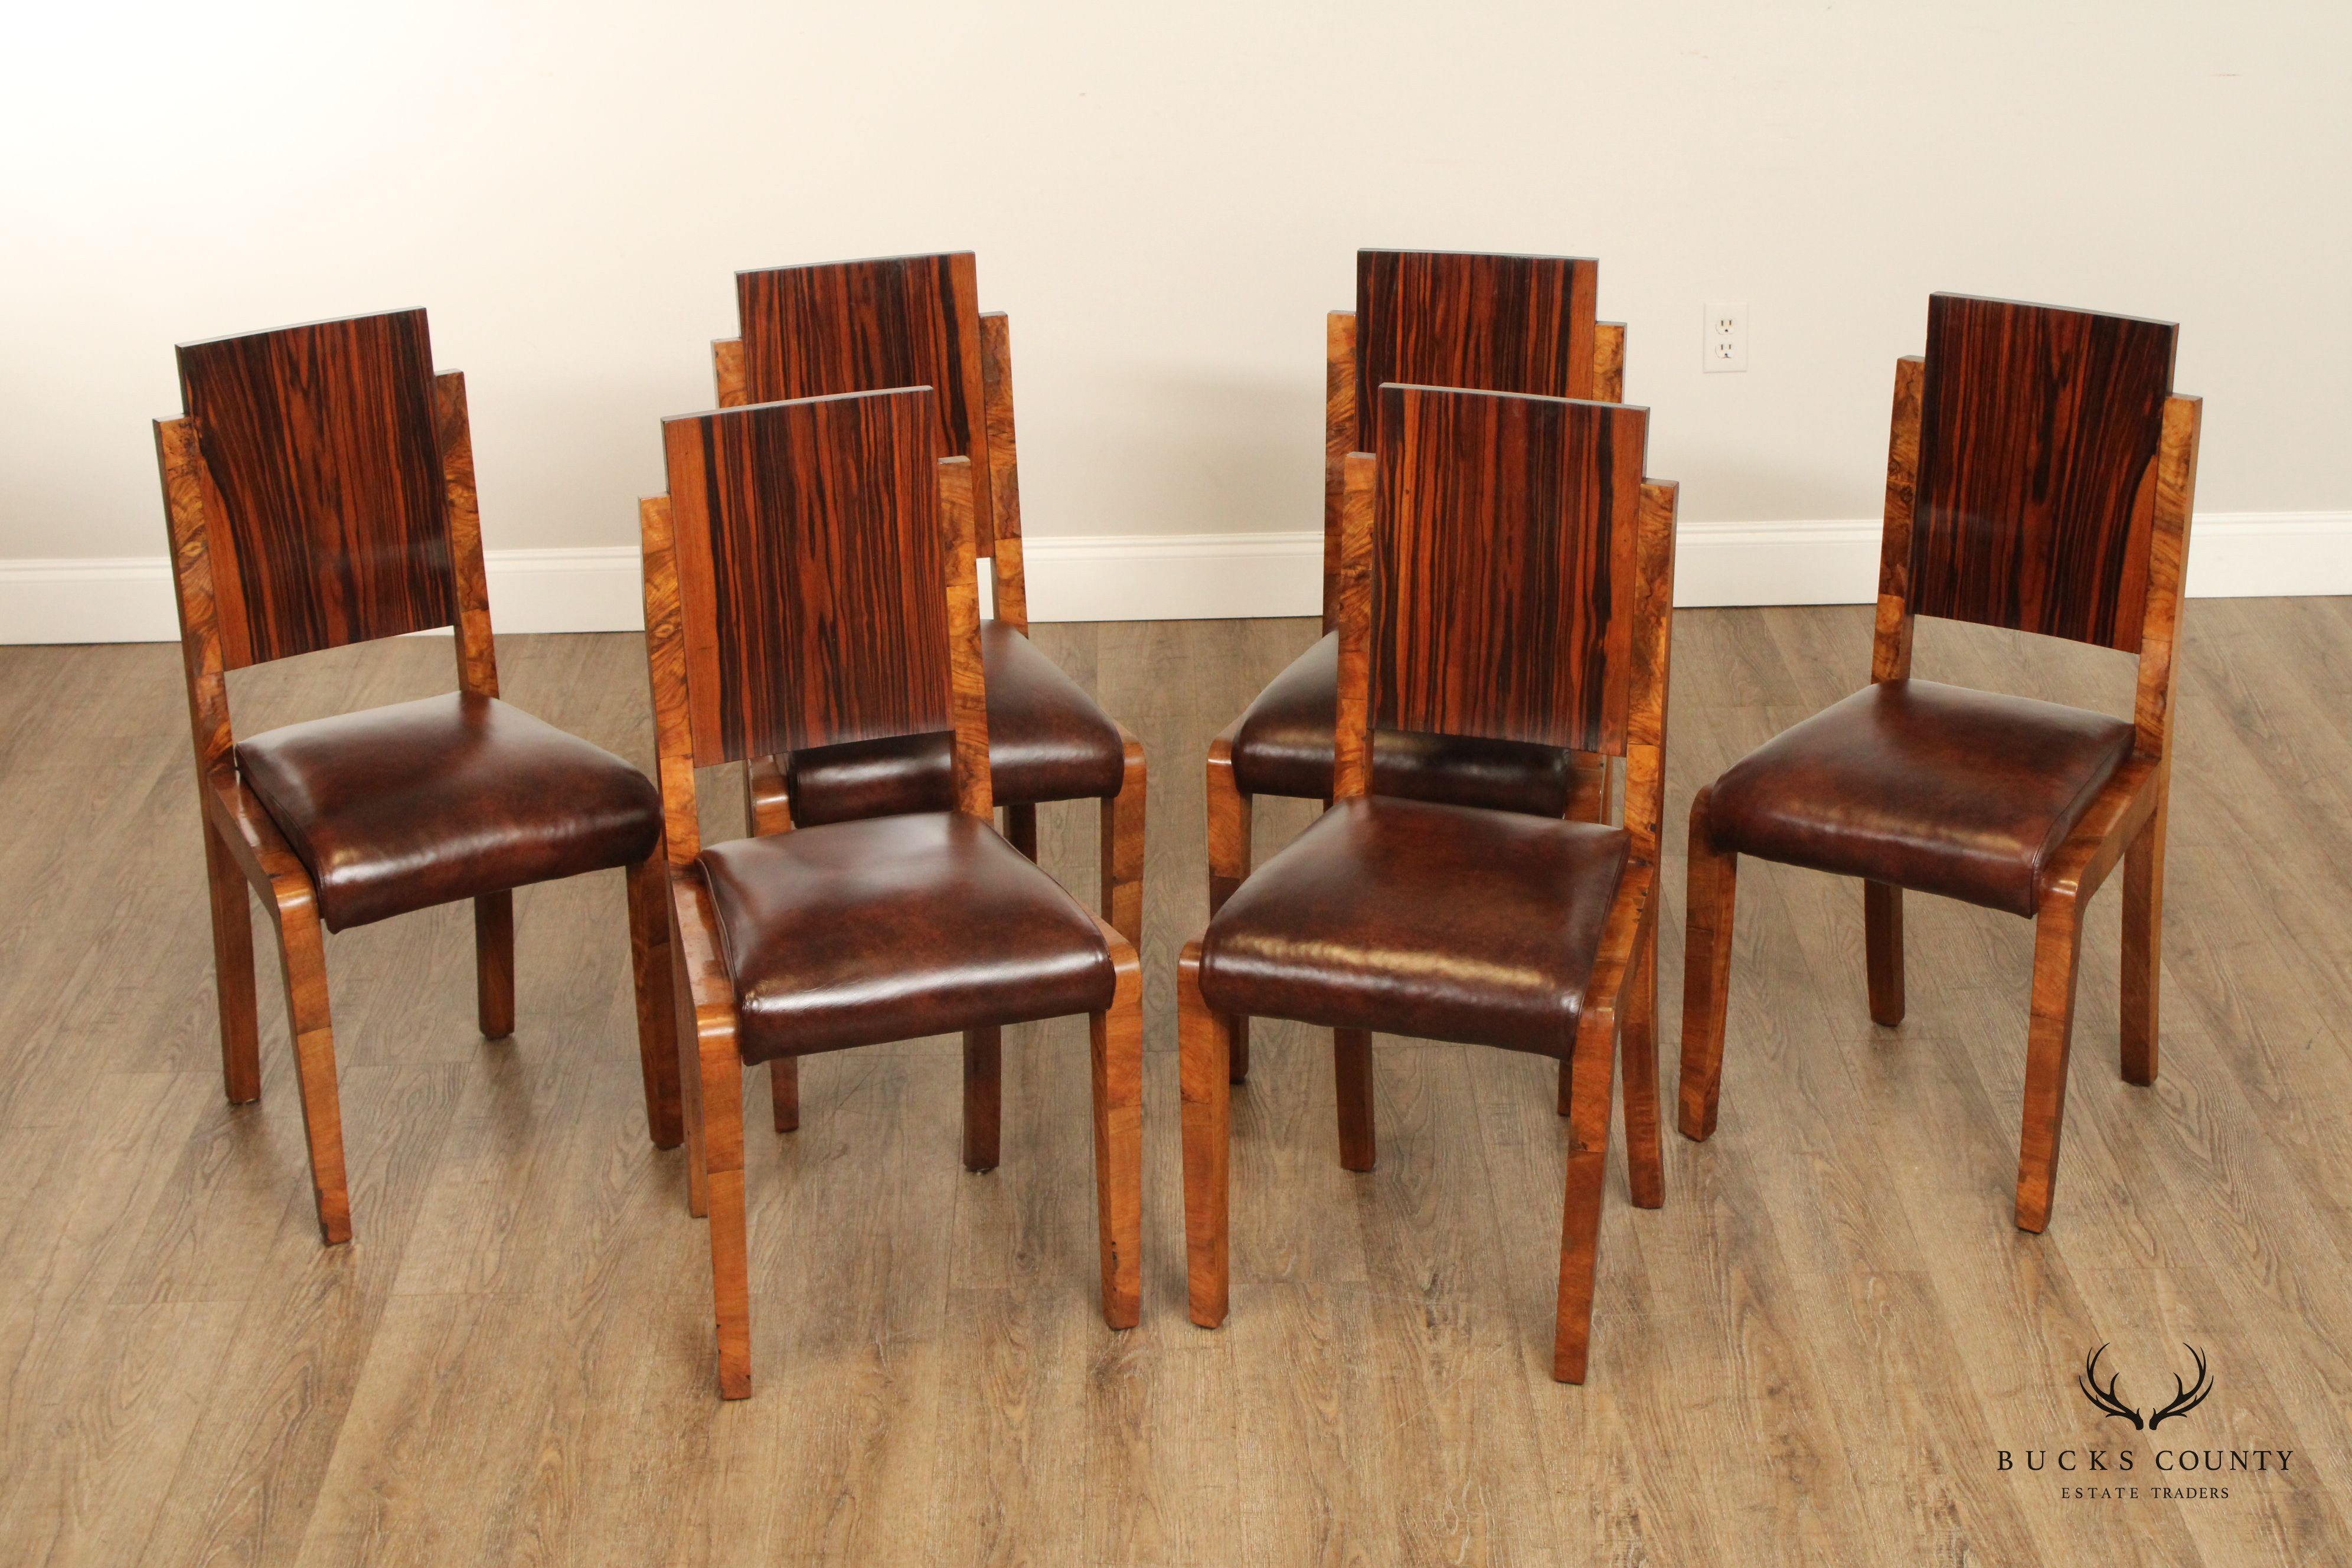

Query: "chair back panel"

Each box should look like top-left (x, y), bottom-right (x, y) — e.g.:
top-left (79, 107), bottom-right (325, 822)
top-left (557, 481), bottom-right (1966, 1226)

top-left (661, 389), bottom-right (953, 768)
top-left (1372, 385), bottom-right (1645, 757)
top-left (176, 309), bottom-right (455, 668)
top-left (1909, 293), bottom-right (2177, 652)
top-left (1354, 251), bottom-right (1598, 455)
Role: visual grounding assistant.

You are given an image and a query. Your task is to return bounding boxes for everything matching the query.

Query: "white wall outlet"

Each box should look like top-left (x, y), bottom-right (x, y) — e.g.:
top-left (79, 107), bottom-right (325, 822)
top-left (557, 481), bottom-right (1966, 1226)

top-left (1703, 300), bottom-right (1748, 373)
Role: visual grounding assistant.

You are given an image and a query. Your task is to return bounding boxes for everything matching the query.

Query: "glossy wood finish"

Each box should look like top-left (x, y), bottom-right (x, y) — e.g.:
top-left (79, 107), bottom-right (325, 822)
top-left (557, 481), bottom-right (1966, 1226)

top-left (1176, 940), bottom-right (1231, 1328)
top-left (1089, 917), bottom-right (1145, 1329)
top-left (1333, 1027), bottom-right (1375, 1171)
top-left (661, 390), bottom-right (955, 768)
top-left (963, 1026), bottom-right (1001, 1171)
top-left (177, 310), bottom-right (457, 669)
top-left (1908, 293), bottom-right (2177, 652)
top-left (978, 311), bottom-right (1028, 630)
top-left (1102, 726), bottom-right (1146, 945)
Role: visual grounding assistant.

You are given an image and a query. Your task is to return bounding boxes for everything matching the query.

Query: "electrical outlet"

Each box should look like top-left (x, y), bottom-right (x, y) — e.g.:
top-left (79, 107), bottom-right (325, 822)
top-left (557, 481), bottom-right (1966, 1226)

top-left (1703, 300), bottom-right (1747, 373)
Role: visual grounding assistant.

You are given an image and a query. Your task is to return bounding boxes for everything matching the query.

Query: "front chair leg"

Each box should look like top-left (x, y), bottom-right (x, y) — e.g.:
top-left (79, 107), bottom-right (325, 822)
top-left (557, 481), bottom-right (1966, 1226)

top-left (1865, 880), bottom-right (1905, 1026)
top-left (1554, 997), bottom-right (1620, 1383)
top-left (269, 884), bottom-right (352, 1244)
top-left (1621, 931), bottom-right (1664, 1209)
top-left (2015, 888), bottom-right (2086, 1234)
top-left (1205, 738), bottom-right (1253, 1083)
top-left (1100, 729), bottom-right (1147, 948)
top-left (698, 1028), bottom-right (751, 1398)
top-left (201, 813), bottom-right (262, 1104)
top-left (2120, 783), bottom-right (2167, 1087)
top-left (1177, 942), bottom-right (1232, 1327)
top-left (1090, 934), bottom-right (1145, 1328)
top-left (625, 854), bottom-right (682, 1149)
top-left (671, 929), bottom-right (709, 1220)
top-left (1334, 1028), bottom-right (1376, 1172)
top-left (1006, 802), bottom-right (1038, 860)
top-left (1677, 786), bottom-right (1739, 1141)
top-left (963, 1025), bottom-right (1001, 1172)
top-left (475, 890), bottom-right (515, 1039)
top-left (770, 1059), bottom-right (799, 1132)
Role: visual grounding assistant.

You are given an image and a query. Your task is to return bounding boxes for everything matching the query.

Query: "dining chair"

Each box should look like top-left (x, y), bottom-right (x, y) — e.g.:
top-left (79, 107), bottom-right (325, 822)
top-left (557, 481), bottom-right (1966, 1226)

top-left (155, 308), bottom-right (675, 1244)
top-left (1207, 248), bottom-right (1626, 1083)
top-left (712, 251), bottom-right (1145, 1135)
top-left (1178, 384), bottom-right (1677, 1384)
top-left (1678, 292), bottom-right (2201, 1233)
top-left (642, 386), bottom-right (1144, 1399)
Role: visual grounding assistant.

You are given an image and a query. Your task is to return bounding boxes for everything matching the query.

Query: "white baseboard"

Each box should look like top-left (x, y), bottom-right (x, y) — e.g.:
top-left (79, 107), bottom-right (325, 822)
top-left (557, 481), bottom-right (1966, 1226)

top-left (4, 512), bottom-right (2344, 643)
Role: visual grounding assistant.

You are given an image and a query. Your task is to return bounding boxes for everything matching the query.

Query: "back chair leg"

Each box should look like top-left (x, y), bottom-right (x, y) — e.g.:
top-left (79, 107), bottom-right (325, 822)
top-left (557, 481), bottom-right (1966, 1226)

top-left (475, 890), bottom-right (515, 1039)
top-left (963, 1025), bottom-right (1001, 1172)
top-left (1334, 1028), bottom-right (1376, 1172)
top-left (1006, 803), bottom-right (1038, 860)
top-left (1677, 786), bottom-right (1739, 1140)
top-left (625, 854), bottom-right (683, 1149)
top-left (697, 1026), bottom-right (751, 1399)
top-left (2015, 888), bottom-right (2086, 1234)
top-left (269, 884), bottom-right (352, 1244)
top-left (1090, 937), bottom-right (1145, 1329)
top-left (1177, 943), bottom-right (1232, 1328)
top-left (1100, 730), bottom-right (1148, 948)
top-left (202, 815), bottom-right (262, 1105)
top-left (770, 1059), bottom-right (799, 1132)
top-left (1205, 746), bottom-right (1253, 1083)
top-left (1621, 932), bottom-right (1664, 1209)
top-left (1554, 996), bottom-right (1620, 1383)
top-left (2120, 783), bottom-right (2168, 1087)
top-left (1865, 880), bottom-right (1905, 1026)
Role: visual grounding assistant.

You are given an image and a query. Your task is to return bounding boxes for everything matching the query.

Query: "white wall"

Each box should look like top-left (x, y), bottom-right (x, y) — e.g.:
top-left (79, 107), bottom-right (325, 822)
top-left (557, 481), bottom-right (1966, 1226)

top-left (3, 1), bottom-right (2347, 633)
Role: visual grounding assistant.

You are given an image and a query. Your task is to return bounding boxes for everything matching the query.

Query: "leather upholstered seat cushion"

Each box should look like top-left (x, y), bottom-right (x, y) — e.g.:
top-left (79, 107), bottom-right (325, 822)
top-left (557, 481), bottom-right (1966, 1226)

top-left (1229, 632), bottom-right (1590, 816)
top-left (788, 622), bottom-right (1126, 824)
top-left (698, 811), bottom-right (1116, 1061)
top-left (234, 692), bottom-right (662, 932)
top-left (1198, 796), bottom-right (1631, 1056)
top-left (1704, 678), bottom-right (2138, 917)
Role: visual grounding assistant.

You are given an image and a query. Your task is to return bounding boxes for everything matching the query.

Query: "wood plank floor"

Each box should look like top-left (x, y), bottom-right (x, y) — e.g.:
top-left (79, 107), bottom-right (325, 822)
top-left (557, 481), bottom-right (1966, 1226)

top-left (2, 600), bottom-right (2348, 1565)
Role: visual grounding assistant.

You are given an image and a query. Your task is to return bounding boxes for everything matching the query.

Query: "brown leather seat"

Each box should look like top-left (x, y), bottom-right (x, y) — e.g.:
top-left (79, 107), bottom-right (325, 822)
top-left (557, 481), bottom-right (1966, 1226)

top-left (1704, 678), bottom-right (2137, 917)
top-left (1229, 632), bottom-right (1586, 815)
top-left (1198, 796), bottom-right (1631, 1055)
top-left (700, 811), bottom-right (1116, 1062)
top-left (235, 692), bottom-right (662, 932)
top-left (788, 622), bottom-right (1124, 824)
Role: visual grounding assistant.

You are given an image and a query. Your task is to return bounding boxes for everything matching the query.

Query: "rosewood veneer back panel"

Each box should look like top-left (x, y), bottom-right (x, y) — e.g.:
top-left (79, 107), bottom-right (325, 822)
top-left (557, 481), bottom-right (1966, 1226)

top-left (1354, 251), bottom-right (1599, 454)
top-left (1371, 385), bottom-right (1646, 757)
top-left (661, 388), bottom-right (953, 768)
top-left (1909, 293), bottom-right (2178, 652)
top-left (176, 309), bottom-right (455, 668)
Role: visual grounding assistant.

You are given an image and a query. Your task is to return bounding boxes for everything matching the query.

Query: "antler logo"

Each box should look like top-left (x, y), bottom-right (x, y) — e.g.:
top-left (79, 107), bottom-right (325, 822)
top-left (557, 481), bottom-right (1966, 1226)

top-left (2077, 1344), bottom-right (2213, 1430)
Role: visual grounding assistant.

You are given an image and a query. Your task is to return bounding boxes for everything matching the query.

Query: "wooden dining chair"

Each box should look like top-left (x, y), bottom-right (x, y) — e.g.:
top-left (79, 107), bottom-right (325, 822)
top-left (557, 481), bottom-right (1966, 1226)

top-left (1207, 249), bottom-right (1626, 1084)
top-left (642, 386), bottom-right (1143, 1399)
top-left (1678, 292), bottom-right (2200, 1233)
top-left (1178, 384), bottom-right (1677, 1384)
top-left (712, 252), bottom-right (1145, 1137)
top-left (154, 308), bottom-right (677, 1245)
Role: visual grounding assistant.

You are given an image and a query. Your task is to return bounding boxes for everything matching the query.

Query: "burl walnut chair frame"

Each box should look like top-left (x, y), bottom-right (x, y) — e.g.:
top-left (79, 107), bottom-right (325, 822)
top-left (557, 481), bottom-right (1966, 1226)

top-left (1679, 293), bottom-right (2201, 1233)
top-left (712, 252), bottom-right (1145, 1136)
top-left (156, 311), bottom-right (678, 1244)
top-left (1207, 249), bottom-right (1626, 1087)
top-left (642, 387), bottom-right (1142, 1399)
top-left (1181, 386), bottom-right (1678, 1383)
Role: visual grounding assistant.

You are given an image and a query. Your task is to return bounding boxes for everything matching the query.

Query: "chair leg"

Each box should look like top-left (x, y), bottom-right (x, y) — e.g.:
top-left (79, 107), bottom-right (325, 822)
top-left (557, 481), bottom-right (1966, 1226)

top-left (202, 814), bottom-right (262, 1105)
top-left (625, 854), bottom-right (682, 1149)
top-left (1553, 997), bottom-right (1620, 1383)
top-left (1177, 942), bottom-right (1231, 1328)
top-left (1006, 802), bottom-right (1038, 860)
top-left (697, 1025), bottom-right (750, 1398)
top-left (1621, 929), bottom-right (1664, 1210)
top-left (672, 928), bottom-right (709, 1220)
top-left (1865, 880), bottom-right (1905, 1026)
top-left (2121, 783), bottom-right (2167, 1087)
top-left (2015, 889), bottom-right (2085, 1234)
top-left (269, 886), bottom-right (352, 1244)
top-left (1090, 938), bottom-right (1145, 1328)
top-left (1100, 730), bottom-right (1147, 949)
top-left (475, 890), bottom-right (514, 1040)
top-left (1677, 786), bottom-right (1739, 1141)
top-left (1206, 747), bottom-right (1253, 1084)
top-left (963, 1025), bottom-right (1001, 1172)
top-left (770, 1059), bottom-right (799, 1132)
top-left (1334, 1028), bottom-right (1376, 1172)
top-left (1557, 1059), bottom-right (1573, 1118)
